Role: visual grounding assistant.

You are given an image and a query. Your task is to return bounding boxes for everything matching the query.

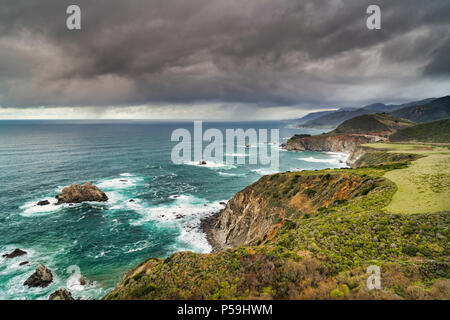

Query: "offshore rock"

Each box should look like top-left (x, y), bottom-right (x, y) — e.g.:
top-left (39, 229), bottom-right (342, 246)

top-left (24, 264), bottom-right (53, 288)
top-left (56, 182), bottom-right (108, 205)
top-left (2, 248), bottom-right (27, 259)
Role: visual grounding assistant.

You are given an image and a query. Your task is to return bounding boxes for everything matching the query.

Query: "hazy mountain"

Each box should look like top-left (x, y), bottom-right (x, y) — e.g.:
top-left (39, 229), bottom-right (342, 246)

top-left (391, 96), bottom-right (450, 123)
top-left (295, 97), bottom-right (439, 128)
top-left (293, 107), bottom-right (356, 125)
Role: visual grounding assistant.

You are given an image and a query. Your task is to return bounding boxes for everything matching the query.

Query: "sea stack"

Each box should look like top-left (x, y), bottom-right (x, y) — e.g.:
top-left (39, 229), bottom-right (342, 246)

top-left (56, 182), bottom-right (108, 205)
top-left (24, 264), bottom-right (53, 288)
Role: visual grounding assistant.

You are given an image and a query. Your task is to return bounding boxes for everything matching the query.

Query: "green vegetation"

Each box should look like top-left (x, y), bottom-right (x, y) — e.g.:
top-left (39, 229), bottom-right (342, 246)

top-left (334, 113), bottom-right (414, 135)
top-left (105, 149), bottom-right (449, 300)
top-left (361, 143), bottom-right (450, 214)
top-left (353, 151), bottom-right (423, 168)
top-left (390, 119), bottom-right (450, 143)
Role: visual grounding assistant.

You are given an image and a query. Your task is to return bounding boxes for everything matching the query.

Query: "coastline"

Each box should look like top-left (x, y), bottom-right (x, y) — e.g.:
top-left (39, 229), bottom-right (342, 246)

top-left (200, 211), bottom-right (228, 253)
top-left (199, 146), bottom-right (357, 254)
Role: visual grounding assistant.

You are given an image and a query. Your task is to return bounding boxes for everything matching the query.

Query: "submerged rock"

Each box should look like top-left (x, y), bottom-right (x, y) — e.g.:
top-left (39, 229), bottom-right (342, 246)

top-left (24, 264), bottom-right (53, 288)
top-left (49, 288), bottom-right (74, 300)
top-left (2, 248), bottom-right (27, 259)
top-left (19, 261), bottom-right (29, 266)
top-left (56, 182), bottom-right (108, 205)
top-left (37, 200), bottom-right (50, 206)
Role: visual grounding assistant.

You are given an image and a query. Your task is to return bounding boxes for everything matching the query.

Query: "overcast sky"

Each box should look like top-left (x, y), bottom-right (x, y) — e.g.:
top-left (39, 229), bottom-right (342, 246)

top-left (0, 0), bottom-right (449, 120)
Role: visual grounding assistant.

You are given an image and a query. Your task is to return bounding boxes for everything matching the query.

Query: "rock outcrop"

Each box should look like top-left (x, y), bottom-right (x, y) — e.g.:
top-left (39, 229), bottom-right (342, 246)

top-left (207, 172), bottom-right (380, 249)
top-left (37, 200), bottom-right (50, 206)
top-left (283, 133), bottom-right (382, 154)
top-left (56, 182), bottom-right (108, 205)
top-left (2, 248), bottom-right (27, 259)
top-left (24, 264), bottom-right (53, 288)
top-left (49, 288), bottom-right (74, 300)
top-left (282, 113), bottom-right (414, 165)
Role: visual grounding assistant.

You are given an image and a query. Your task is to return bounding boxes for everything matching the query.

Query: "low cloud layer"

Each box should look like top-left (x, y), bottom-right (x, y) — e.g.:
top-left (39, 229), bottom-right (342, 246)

top-left (0, 0), bottom-right (449, 119)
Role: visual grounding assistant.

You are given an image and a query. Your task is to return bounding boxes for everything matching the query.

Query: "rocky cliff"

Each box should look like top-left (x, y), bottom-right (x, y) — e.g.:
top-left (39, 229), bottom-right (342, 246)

top-left (105, 166), bottom-right (450, 300)
top-left (207, 172), bottom-right (381, 249)
top-left (282, 133), bottom-right (383, 165)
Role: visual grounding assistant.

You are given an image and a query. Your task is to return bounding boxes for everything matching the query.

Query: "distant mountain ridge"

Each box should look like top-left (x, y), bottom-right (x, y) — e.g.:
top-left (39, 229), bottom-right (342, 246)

top-left (295, 97), bottom-right (437, 128)
top-left (391, 96), bottom-right (450, 123)
top-left (294, 107), bottom-right (357, 125)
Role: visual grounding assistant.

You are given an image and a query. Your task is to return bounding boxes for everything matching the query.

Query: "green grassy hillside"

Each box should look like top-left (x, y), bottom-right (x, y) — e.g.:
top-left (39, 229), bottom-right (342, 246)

top-left (334, 113), bottom-right (414, 136)
top-left (390, 119), bottom-right (450, 143)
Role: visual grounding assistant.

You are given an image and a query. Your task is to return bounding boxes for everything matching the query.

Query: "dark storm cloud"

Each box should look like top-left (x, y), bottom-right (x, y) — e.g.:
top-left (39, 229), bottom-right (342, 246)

top-left (0, 0), bottom-right (449, 110)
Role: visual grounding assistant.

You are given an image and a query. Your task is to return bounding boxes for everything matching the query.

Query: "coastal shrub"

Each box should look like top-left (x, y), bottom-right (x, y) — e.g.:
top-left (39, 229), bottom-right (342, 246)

top-left (303, 188), bottom-right (317, 197)
top-left (282, 220), bottom-right (297, 231)
top-left (403, 245), bottom-right (418, 257)
top-left (330, 288), bottom-right (345, 299)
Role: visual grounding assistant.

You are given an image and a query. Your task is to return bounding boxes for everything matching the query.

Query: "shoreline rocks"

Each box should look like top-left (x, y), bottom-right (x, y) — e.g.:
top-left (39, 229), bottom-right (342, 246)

top-left (56, 182), bottom-right (108, 205)
top-left (24, 264), bottom-right (53, 288)
top-left (200, 211), bottom-right (226, 252)
top-left (37, 200), bottom-right (50, 206)
top-left (49, 288), bottom-right (74, 300)
top-left (2, 248), bottom-right (27, 259)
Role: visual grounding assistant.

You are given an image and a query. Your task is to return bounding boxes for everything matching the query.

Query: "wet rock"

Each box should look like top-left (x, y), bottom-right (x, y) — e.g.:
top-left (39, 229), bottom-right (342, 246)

top-left (24, 264), bottom-right (53, 288)
top-left (2, 248), bottom-right (27, 259)
top-left (199, 160), bottom-right (207, 165)
top-left (37, 200), bottom-right (50, 206)
top-left (219, 202), bottom-right (226, 205)
top-left (56, 182), bottom-right (108, 205)
top-left (129, 199), bottom-right (135, 202)
top-left (175, 214), bottom-right (185, 220)
top-left (120, 179), bottom-right (128, 182)
top-left (49, 288), bottom-right (74, 300)
top-left (79, 277), bottom-right (86, 286)
top-left (19, 261), bottom-right (29, 266)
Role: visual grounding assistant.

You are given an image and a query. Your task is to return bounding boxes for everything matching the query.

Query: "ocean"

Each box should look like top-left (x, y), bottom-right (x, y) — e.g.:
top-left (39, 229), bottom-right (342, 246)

top-left (0, 120), bottom-right (347, 300)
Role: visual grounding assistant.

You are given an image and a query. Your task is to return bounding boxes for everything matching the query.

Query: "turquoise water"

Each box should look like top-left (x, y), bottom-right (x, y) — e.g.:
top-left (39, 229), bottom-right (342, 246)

top-left (0, 120), bottom-right (345, 300)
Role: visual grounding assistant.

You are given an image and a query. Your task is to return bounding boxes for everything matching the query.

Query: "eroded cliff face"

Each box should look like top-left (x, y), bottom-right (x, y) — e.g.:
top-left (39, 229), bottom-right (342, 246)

top-left (283, 133), bottom-right (381, 153)
top-left (210, 186), bottom-right (284, 250)
top-left (282, 133), bottom-right (385, 166)
top-left (209, 172), bottom-right (379, 249)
